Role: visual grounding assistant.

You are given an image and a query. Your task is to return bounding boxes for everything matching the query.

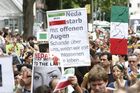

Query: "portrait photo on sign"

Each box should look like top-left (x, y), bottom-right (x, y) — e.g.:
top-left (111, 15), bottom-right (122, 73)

top-left (0, 64), bottom-right (2, 86)
top-left (32, 66), bottom-right (62, 93)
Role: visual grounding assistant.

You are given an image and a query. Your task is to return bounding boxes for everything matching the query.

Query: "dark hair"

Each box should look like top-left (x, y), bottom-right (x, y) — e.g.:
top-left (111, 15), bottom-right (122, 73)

top-left (16, 64), bottom-right (32, 71)
top-left (27, 36), bottom-right (36, 41)
top-left (100, 52), bottom-right (112, 61)
top-left (113, 64), bottom-right (125, 72)
top-left (119, 55), bottom-right (128, 61)
top-left (34, 85), bottom-right (51, 93)
top-left (25, 52), bottom-right (33, 59)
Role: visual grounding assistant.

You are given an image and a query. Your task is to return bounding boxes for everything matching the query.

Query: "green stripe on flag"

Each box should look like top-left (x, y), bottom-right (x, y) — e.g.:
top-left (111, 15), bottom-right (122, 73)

top-left (48, 12), bottom-right (65, 17)
top-left (39, 33), bottom-right (47, 39)
top-left (111, 6), bottom-right (128, 23)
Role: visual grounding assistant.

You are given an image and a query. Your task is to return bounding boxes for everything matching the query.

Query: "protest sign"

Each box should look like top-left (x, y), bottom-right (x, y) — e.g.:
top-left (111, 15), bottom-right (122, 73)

top-left (47, 8), bottom-right (90, 67)
top-left (110, 6), bottom-right (128, 55)
top-left (37, 31), bottom-right (48, 41)
top-left (33, 52), bottom-right (60, 66)
top-left (0, 56), bottom-right (15, 93)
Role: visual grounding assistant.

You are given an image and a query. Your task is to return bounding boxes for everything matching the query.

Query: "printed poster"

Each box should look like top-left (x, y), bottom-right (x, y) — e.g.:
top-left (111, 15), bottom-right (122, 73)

top-left (33, 52), bottom-right (60, 66)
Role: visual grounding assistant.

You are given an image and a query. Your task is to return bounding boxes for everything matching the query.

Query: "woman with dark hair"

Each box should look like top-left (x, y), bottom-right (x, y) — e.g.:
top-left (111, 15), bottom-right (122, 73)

top-left (107, 64), bottom-right (130, 93)
top-left (23, 52), bottom-right (33, 64)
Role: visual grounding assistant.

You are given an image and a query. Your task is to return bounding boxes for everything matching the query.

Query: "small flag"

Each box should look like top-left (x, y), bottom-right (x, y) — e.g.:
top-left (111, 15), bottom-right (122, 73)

top-left (53, 68), bottom-right (75, 92)
top-left (49, 20), bottom-right (66, 26)
top-left (110, 6), bottom-right (128, 55)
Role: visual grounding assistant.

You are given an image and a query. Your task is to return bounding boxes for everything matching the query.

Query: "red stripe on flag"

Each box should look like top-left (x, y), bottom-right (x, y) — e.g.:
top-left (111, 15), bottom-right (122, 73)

top-left (55, 80), bottom-right (70, 90)
top-left (49, 20), bottom-right (66, 26)
top-left (110, 38), bottom-right (127, 55)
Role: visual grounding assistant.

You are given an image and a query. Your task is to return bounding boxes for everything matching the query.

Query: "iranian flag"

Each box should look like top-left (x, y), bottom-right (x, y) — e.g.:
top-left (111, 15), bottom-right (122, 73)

top-left (48, 12), bottom-right (66, 26)
top-left (110, 6), bottom-right (128, 55)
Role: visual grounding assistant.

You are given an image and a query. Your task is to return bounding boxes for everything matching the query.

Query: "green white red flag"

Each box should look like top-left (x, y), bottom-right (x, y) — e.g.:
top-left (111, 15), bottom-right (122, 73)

top-left (110, 6), bottom-right (128, 55)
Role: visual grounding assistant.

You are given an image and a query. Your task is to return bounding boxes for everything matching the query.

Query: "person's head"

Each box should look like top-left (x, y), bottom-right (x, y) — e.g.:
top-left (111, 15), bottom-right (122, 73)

top-left (88, 64), bottom-right (108, 93)
top-left (33, 67), bottom-right (62, 92)
top-left (89, 40), bottom-right (96, 50)
top-left (49, 78), bottom-right (59, 90)
top-left (34, 85), bottom-right (51, 93)
top-left (23, 68), bottom-right (32, 86)
top-left (49, 78), bottom-right (66, 93)
top-left (91, 53), bottom-right (100, 67)
top-left (112, 64), bottom-right (125, 80)
top-left (100, 52), bottom-right (112, 68)
top-left (118, 55), bottom-right (128, 61)
top-left (128, 54), bottom-right (138, 69)
top-left (15, 64), bottom-right (32, 87)
top-left (24, 52), bottom-right (33, 64)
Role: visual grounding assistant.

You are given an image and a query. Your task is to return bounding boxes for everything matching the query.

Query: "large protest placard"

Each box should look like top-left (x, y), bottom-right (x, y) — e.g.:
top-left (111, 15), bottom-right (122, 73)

top-left (47, 8), bottom-right (90, 67)
top-left (110, 6), bottom-right (128, 55)
top-left (0, 56), bottom-right (15, 93)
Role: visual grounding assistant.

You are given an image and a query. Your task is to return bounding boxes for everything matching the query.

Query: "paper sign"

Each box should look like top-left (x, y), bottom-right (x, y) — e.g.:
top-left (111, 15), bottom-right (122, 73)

top-left (33, 52), bottom-right (60, 66)
top-left (0, 56), bottom-right (15, 93)
top-left (47, 8), bottom-right (90, 67)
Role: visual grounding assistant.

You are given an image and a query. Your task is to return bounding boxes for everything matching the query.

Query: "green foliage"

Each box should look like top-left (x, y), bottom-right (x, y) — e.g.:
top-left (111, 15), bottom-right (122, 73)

top-left (63, 0), bottom-right (81, 9)
top-left (45, 0), bottom-right (128, 21)
top-left (98, 0), bottom-right (128, 21)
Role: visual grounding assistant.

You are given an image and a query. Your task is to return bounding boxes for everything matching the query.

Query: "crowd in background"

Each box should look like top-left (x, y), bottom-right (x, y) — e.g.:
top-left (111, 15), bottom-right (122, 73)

top-left (0, 26), bottom-right (140, 93)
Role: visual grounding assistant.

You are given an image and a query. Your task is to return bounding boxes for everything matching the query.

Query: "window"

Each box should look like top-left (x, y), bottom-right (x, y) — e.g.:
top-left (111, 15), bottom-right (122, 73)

top-left (138, 3), bottom-right (140, 8)
top-left (129, 3), bottom-right (131, 7)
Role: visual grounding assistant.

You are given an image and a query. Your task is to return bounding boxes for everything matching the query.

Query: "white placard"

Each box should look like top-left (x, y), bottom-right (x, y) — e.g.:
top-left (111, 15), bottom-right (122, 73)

top-left (0, 56), bottom-right (15, 93)
top-left (47, 8), bottom-right (90, 67)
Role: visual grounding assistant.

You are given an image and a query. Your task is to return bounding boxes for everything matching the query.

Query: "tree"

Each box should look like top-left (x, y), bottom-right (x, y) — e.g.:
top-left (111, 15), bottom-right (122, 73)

top-left (23, 0), bottom-right (35, 41)
top-left (99, 0), bottom-right (128, 21)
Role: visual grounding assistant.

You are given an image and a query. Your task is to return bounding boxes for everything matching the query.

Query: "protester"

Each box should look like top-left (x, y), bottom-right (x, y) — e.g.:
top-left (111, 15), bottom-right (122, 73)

top-left (23, 52), bottom-right (33, 64)
top-left (127, 53), bottom-right (140, 84)
top-left (14, 64), bottom-right (32, 93)
top-left (99, 52), bottom-right (114, 85)
top-left (116, 55), bottom-right (128, 68)
top-left (83, 64), bottom-right (109, 93)
top-left (81, 53), bottom-right (101, 89)
top-left (107, 64), bottom-right (130, 93)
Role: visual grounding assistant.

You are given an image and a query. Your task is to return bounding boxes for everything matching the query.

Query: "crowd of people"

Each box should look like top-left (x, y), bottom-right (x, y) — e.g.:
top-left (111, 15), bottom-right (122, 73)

top-left (0, 26), bottom-right (140, 93)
